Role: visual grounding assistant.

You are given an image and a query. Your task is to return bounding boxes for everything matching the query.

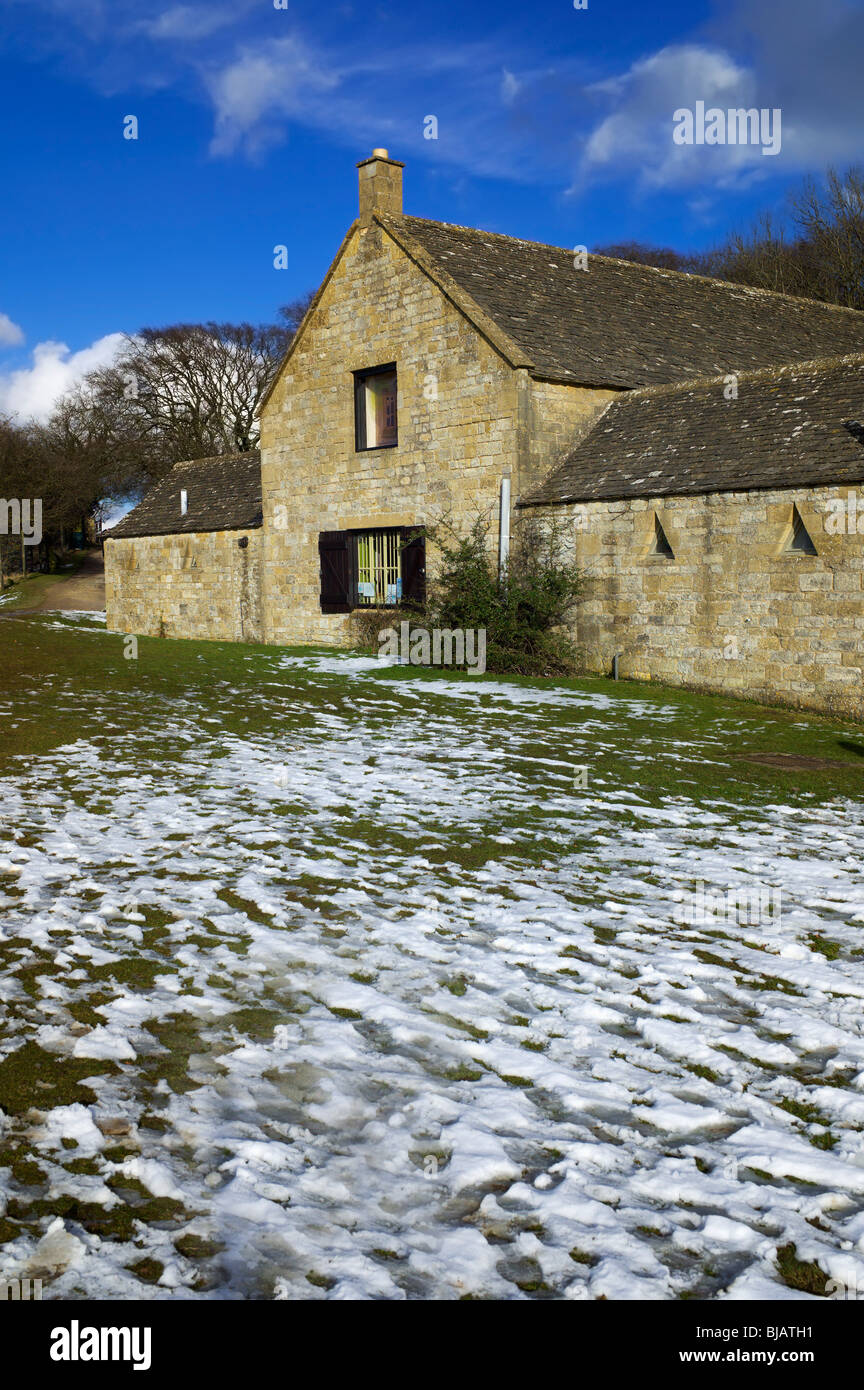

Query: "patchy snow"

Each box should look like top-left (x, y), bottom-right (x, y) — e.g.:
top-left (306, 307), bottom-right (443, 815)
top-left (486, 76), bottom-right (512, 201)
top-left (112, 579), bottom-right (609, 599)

top-left (37, 611), bottom-right (107, 630)
top-left (1, 651), bottom-right (864, 1300)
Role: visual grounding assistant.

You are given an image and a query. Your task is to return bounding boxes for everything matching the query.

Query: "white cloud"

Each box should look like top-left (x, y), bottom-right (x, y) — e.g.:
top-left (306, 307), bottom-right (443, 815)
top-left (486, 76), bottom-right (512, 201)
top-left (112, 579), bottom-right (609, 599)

top-left (9, 0), bottom-right (864, 200)
top-left (0, 314), bottom-right (25, 347)
top-left (206, 37), bottom-right (341, 158)
top-left (143, 5), bottom-right (240, 41)
top-left (500, 69), bottom-right (521, 105)
top-left (571, 1), bottom-right (864, 193)
top-left (579, 45), bottom-right (768, 191)
top-left (203, 33), bottom-right (523, 170)
top-left (0, 333), bottom-right (125, 424)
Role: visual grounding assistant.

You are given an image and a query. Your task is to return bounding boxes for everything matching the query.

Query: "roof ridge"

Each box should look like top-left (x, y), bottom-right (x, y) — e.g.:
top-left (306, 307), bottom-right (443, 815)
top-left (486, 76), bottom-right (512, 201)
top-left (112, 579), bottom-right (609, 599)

top-left (619, 351), bottom-right (864, 403)
top-left (398, 214), bottom-right (864, 320)
top-left (170, 449), bottom-right (261, 471)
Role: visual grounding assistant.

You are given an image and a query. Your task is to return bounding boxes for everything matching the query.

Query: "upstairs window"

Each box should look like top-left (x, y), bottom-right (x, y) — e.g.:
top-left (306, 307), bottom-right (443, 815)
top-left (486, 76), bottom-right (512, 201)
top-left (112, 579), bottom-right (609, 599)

top-left (355, 364), bottom-right (397, 450)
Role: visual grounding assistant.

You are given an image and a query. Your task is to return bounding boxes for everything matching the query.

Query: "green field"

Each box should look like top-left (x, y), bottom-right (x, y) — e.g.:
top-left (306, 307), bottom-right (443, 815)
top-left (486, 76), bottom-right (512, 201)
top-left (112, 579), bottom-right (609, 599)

top-left (0, 612), bottom-right (863, 1300)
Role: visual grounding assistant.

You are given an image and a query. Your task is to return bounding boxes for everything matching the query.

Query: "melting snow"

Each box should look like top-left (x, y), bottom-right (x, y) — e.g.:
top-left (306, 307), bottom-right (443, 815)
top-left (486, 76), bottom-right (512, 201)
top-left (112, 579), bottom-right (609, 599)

top-left (0, 646), bottom-right (863, 1299)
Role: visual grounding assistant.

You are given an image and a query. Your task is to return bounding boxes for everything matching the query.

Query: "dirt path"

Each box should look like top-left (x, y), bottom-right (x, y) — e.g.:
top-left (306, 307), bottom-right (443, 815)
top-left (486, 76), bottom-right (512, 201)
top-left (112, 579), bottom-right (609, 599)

top-left (3, 549), bottom-right (105, 614)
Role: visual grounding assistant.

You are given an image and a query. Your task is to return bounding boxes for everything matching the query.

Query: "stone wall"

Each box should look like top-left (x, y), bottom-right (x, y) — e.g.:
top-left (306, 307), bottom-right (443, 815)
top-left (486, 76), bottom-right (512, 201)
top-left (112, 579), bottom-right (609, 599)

top-left (532, 485), bottom-right (864, 719)
top-left (520, 377), bottom-right (616, 497)
top-left (104, 528), bottom-right (263, 642)
top-left (105, 221), bottom-right (617, 653)
top-left (260, 221), bottom-right (529, 646)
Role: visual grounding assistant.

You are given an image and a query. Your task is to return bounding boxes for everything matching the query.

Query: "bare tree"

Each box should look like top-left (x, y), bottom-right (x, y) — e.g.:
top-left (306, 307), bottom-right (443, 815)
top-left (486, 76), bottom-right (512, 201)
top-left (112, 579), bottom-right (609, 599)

top-left (3, 295), bottom-right (315, 547)
top-left (278, 290), bottom-right (316, 336)
top-left (792, 167), bottom-right (864, 310)
top-left (595, 168), bottom-right (864, 310)
top-left (593, 241), bottom-right (714, 274)
top-left (83, 317), bottom-right (297, 484)
top-left (709, 214), bottom-right (817, 298)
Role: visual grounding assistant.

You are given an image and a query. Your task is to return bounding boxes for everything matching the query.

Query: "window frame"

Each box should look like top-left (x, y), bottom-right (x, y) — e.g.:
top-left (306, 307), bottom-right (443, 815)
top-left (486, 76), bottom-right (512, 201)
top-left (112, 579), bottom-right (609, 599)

top-left (353, 362), bottom-right (398, 452)
top-left (352, 527), bottom-right (403, 607)
top-left (646, 512), bottom-right (675, 561)
top-left (317, 525), bottom-right (425, 613)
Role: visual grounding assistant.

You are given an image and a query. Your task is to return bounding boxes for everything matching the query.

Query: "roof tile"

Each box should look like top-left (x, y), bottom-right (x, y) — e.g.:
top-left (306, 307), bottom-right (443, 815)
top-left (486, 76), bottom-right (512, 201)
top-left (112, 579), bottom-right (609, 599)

top-left (398, 217), bottom-right (864, 387)
top-left (521, 356), bottom-right (864, 505)
top-left (107, 451), bottom-right (262, 539)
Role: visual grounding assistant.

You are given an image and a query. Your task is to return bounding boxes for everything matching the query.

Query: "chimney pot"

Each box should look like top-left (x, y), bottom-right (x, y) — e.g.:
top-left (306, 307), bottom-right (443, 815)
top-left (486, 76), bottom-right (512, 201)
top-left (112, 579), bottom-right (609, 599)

top-left (357, 149), bottom-right (404, 227)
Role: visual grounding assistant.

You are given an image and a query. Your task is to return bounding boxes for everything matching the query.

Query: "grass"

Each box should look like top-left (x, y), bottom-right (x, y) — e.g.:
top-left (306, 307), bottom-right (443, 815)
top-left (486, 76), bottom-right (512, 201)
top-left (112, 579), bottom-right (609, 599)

top-left (1, 613), bottom-right (863, 1298)
top-left (1, 615), bottom-right (864, 805)
top-left (809, 934), bottom-right (841, 961)
top-left (775, 1242), bottom-right (829, 1296)
top-left (778, 1097), bottom-right (826, 1124)
top-left (0, 1041), bottom-right (119, 1115)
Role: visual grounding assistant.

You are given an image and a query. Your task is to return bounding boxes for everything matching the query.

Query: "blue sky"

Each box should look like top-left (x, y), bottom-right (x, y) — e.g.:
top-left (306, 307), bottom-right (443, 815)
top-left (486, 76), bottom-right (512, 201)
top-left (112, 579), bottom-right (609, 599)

top-left (1, 0), bottom-right (862, 420)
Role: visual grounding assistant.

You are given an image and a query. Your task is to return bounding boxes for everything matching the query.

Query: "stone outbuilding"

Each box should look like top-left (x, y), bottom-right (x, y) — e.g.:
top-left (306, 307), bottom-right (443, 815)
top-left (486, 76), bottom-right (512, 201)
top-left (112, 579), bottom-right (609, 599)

top-left (105, 451), bottom-right (263, 642)
top-left (521, 355), bottom-right (864, 718)
top-left (105, 150), bottom-right (864, 717)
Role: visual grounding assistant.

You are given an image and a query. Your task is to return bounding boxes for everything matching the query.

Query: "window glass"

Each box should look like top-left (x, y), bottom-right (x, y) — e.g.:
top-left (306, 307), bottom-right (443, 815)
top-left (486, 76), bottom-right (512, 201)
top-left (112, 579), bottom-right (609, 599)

top-left (355, 529), bottom-right (402, 605)
top-left (356, 366), bottom-right (397, 448)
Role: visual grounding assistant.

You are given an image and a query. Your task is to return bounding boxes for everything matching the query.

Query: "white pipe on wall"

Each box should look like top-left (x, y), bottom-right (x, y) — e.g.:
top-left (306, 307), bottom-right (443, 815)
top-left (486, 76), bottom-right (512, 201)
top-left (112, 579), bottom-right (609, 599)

top-left (498, 475), bottom-right (511, 582)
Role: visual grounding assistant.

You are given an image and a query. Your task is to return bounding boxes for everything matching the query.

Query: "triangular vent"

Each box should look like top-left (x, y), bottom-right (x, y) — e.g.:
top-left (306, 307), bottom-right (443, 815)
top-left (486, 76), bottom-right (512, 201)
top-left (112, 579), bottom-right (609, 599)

top-left (650, 514), bottom-right (674, 559)
top-left (787, 504), bottom-right (817, 555)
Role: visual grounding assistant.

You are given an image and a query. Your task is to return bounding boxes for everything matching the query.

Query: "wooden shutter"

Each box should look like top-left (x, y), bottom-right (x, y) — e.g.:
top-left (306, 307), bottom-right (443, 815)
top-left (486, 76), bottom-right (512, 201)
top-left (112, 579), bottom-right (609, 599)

top-left (319, 531), bottom-right (354, 612)
top-left (400, 529), bottom-right (426, 607)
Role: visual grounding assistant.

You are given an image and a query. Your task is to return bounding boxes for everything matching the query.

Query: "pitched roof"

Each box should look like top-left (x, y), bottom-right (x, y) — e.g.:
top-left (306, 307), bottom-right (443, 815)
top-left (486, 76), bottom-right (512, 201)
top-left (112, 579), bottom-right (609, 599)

top-left (106, 451), bottom-right (262, 539)
top-left (521, 354), bottom-right (864, 506)
top-left (387, 216), bottom-right (864, 389)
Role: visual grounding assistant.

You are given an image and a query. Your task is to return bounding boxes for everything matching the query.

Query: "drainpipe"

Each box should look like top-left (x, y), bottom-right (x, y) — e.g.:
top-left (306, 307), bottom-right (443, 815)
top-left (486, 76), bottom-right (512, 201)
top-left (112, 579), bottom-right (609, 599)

top-left (498, 476), bottom-right (511, 583)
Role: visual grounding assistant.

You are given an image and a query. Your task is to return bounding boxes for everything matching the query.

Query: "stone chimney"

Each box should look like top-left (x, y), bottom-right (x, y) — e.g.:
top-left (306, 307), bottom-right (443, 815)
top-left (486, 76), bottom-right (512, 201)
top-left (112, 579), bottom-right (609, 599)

top-left (357, 149), bottom-right (404, 227)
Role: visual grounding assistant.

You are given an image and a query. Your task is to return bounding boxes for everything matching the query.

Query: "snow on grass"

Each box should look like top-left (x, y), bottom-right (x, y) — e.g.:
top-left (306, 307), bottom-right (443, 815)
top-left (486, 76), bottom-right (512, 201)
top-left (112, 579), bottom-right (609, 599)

top-left (38, 611), bottom-right (107, 629)
top-left (0, 629), bottom-right (863, 1299)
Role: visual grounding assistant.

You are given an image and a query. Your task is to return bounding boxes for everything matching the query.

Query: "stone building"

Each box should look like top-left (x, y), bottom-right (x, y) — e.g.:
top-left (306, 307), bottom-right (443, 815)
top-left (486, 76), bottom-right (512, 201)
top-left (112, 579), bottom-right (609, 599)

top-left (106, 150), bottom-right (864, 717)
top-left (523, 355), bottom-right (864, 719)
top-left (105, 451), bottom-right (264, 642)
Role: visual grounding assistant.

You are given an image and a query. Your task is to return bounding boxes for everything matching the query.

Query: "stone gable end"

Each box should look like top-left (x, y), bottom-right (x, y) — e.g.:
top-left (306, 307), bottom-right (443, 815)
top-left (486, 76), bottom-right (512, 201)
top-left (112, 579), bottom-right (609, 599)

top-left (258, 219), bottom-right (609, 646)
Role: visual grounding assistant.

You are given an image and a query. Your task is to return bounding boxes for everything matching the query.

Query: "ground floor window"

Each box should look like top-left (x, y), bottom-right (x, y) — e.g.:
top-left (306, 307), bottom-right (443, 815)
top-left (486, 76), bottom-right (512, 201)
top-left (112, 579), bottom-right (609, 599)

top-left (355, 529), bottom-right (402, 605)
top-left (319, 526), bottom-right (424, 613)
